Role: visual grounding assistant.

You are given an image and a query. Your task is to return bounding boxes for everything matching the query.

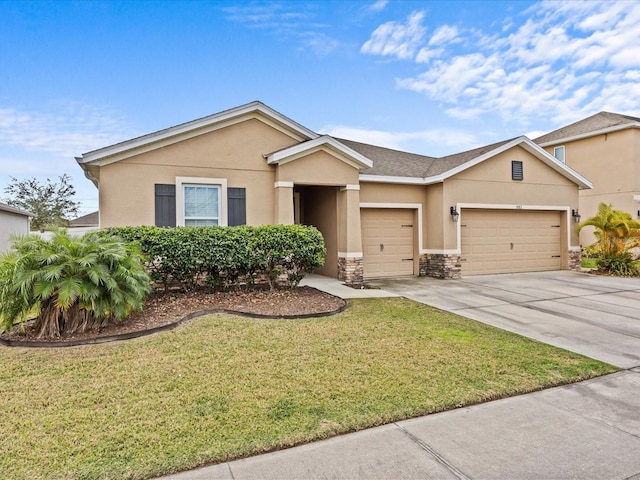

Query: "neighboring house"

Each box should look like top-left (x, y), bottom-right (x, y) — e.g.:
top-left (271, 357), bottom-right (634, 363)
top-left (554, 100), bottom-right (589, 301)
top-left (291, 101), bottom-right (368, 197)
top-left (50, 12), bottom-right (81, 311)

top-left (68, 210), bottom-right (100, 236)
top-left (535, 112), bottom-right (640, 246)
top-left (0, 201), bottom-right (32, 252)
top-left (76, 101), bottom-right (591, 286)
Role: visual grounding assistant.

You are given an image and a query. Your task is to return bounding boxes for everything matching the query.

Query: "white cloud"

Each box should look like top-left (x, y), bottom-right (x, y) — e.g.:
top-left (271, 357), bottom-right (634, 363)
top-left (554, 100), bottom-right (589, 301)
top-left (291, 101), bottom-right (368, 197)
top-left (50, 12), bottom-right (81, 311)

top-left (415, 47), bottom-right (442, 64)
top-left (0, 102), bottom-right (131, 158)
top-left (428, 25), bottom-right (459, 46)
top-left (361, 11), bottom-right (426, 60)
top-left (223, 3), bottom-right (341, 57)
top-left (381, 0), bottom-right (640, 129)
top-left (301, 32), bottom-right (342, 56)
top-left (368, 0), bottom-right (388, 13)
top-left (320, 124), bottom-right (478, 155)
top-left (0, 101), bottom-right (131, 214)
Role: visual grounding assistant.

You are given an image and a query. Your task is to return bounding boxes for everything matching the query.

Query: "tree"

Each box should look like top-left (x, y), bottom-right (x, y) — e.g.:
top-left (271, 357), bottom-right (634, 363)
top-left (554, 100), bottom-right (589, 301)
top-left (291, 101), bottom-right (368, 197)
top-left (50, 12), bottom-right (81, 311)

top-left (3, 174), bottom-right (80, 232)
top-left (0, 230), bottom-right (152, 339)
top-left (578, 203), bottom-right (640, 276)
top-left (578, 203), bottom-right (640, 255)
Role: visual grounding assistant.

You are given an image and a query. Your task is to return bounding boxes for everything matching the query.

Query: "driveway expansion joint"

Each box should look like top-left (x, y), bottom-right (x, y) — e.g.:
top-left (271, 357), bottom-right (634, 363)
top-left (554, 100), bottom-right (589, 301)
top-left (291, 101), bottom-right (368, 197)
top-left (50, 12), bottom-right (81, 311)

top-left (394, 423), bottom-right (472, 480)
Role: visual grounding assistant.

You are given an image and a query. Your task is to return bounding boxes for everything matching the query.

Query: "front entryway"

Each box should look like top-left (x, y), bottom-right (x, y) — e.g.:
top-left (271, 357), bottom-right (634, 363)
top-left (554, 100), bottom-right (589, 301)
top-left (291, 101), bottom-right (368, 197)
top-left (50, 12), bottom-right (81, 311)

top-left (361, 208), bottom-right (415, 278)
top-left (460, 209), bottom-right (562, 275)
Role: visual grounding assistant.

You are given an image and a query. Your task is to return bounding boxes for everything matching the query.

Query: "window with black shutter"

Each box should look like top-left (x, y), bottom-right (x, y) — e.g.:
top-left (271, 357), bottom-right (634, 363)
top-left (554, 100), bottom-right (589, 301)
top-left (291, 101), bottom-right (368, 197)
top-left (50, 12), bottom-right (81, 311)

top-left (155, 184), bottom-right (176, 227)
top-left (227, 188), bottom-right (246, 226)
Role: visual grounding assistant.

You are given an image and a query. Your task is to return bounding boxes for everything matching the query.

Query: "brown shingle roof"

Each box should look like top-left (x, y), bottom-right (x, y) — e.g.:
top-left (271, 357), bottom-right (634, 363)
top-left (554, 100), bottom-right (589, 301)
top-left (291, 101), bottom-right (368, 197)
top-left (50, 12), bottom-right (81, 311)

top-left (336, 138), bottom-right (437, 177)
top-left (534, 111), bottom-right (640, 145)
top-left (336, 137), bottom-right (515, 178)
top-left (70, 211), bottom-right (99, 227)
top-left (426, 138), bottom-right (515, 176)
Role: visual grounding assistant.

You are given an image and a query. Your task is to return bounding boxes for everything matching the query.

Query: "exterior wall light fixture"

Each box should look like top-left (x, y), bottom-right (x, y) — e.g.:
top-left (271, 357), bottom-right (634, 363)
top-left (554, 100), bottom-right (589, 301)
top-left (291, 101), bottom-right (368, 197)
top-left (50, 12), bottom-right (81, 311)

top-left (450, 206), bottom-right (460, 222)
top-left (572, 209), bottom-right (581, 223)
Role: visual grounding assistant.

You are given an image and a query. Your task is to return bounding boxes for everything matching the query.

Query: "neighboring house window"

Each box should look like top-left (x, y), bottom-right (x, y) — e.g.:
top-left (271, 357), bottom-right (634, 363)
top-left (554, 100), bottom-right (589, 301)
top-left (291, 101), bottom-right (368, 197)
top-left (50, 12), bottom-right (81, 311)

top-left (553, 146), bottom-right (565, 163)
top-left (512, 161), bottom-right (523, 181)
top-left (176, 177), bottom-right (228, 227)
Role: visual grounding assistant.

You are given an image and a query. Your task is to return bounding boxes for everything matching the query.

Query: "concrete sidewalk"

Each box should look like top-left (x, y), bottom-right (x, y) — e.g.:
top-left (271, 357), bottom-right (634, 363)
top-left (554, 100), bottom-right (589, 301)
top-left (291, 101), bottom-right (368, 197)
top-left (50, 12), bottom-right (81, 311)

top-left (162, 370), bottom-right (640, 479)
top-left (300, 273), bottom-right (400, 299)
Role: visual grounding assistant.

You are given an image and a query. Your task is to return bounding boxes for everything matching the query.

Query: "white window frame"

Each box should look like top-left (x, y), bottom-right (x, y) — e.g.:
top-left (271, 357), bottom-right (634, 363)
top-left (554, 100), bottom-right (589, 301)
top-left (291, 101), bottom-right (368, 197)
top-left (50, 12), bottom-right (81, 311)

top-left (553, 146), bottom-right (566, 163)
top-left (176, 177), bottom-right (228, 226)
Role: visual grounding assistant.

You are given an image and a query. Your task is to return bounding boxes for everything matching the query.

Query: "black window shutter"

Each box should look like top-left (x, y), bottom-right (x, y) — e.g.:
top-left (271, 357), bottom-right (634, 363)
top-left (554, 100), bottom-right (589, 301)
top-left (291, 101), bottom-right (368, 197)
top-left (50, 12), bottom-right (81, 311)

top-left (227, 188), bottom-right (246, 226)
top-left (155, 184), bottom-right (176, 227)
top-left (512, 161), bottom-right (523, 181)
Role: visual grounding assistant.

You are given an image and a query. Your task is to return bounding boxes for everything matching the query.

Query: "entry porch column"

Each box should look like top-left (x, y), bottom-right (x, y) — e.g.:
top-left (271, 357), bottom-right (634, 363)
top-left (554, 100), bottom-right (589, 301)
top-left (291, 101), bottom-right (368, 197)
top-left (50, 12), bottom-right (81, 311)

top-left (274, 181), bottom-right (294, 225)
top-left (337, 184), bottom-right (363, 287)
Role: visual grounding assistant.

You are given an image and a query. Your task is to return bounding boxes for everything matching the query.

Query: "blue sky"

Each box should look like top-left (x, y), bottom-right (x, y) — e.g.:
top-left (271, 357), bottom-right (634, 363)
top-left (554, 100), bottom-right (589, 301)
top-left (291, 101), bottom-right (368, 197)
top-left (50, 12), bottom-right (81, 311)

top-left (1, 0), bottom-right (639, 215)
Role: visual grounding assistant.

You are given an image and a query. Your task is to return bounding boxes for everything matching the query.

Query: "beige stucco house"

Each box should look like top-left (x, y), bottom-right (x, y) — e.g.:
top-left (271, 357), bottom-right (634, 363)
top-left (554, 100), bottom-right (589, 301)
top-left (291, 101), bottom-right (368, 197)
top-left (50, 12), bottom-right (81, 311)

top-left (536, 112), bottom-right (640, 246)
top-left (0, 202), bottom-right (32, 252)
top-left (76, 101), bottom-right (591, 286)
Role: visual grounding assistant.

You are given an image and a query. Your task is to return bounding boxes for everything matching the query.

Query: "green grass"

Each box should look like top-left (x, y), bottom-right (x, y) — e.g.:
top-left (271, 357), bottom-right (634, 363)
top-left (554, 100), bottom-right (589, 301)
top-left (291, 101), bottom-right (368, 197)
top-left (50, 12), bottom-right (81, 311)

top-left (0, 298), bottom-right (616, 479)
top-left (581, 257), bottom-right (598, 269)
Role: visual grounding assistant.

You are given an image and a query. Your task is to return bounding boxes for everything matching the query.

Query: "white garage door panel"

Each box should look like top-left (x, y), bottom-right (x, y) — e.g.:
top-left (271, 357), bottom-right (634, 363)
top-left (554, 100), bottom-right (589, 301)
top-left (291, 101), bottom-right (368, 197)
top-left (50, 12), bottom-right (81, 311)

top-left (461, 209), bottom-right (562, 275)
top-left (362, 209), bottom-right (414, 278)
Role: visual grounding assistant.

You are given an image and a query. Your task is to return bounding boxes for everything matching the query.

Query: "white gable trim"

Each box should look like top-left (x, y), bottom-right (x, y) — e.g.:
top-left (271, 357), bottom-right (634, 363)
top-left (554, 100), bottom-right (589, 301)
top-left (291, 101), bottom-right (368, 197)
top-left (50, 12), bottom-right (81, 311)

top-left (266, 135), bottom-right (373, 170)
top-left (537, 123), bottom-right (640, 147)
top-left (78, 101), bottom-right (318, 166)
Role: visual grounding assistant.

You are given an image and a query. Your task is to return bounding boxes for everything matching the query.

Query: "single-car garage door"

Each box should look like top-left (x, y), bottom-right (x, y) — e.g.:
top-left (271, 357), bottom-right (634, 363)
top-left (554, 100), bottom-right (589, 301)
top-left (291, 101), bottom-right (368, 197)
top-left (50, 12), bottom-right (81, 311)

top-left (460, 209), bottom-right (562, 275)
top-left (361, 208), bottom-right (414, 278)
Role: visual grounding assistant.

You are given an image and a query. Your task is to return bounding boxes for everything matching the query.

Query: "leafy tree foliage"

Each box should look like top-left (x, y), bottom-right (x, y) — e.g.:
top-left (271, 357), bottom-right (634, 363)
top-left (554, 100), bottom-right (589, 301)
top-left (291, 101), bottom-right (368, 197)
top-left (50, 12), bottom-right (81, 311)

top-left (578, 203), bottom-right (640, 276)
top-left (0, 230), bottom-right (152, 338)
top-left (578, 203), bottom-right (640, 255)
top-left (3, 174), bottom-right (80, 232)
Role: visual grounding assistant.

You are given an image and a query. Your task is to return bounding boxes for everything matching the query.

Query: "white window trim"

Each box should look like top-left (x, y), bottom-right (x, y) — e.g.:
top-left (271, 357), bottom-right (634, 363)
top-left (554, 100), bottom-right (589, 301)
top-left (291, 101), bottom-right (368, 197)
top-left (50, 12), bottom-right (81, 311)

top-left (176, 177), bottom-right (228, 226)
top-left (553, 145), bottom-right (566, 163)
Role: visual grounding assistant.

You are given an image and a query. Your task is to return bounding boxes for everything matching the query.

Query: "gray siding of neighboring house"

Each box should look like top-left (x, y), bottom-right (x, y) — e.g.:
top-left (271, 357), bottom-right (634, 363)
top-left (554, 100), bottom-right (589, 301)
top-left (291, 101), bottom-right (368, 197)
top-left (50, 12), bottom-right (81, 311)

top-left (0, 210), bottom-right (30, 252)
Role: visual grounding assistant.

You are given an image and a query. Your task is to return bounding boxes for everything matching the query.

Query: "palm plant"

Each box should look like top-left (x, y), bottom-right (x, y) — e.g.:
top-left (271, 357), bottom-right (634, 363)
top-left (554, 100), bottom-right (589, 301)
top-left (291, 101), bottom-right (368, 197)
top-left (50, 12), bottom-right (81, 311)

top-left (578, 203), bottom-right (640, 255)
top-left (578, 203), bottom-right (640, 276)
top-left (0, 230), bottom-right (151, 338)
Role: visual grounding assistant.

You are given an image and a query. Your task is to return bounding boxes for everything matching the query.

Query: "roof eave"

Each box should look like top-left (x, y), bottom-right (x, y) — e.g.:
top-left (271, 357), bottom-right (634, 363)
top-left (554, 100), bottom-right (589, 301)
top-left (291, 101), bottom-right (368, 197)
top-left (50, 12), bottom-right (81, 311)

top-left (536, 123), bottom-right (640, 147)
top-left (78, 101), bottom-right (319, 165)
top-left (267, 136), bottom-right (373, 169)
top-left (361, 136), bottom-right (592, 190)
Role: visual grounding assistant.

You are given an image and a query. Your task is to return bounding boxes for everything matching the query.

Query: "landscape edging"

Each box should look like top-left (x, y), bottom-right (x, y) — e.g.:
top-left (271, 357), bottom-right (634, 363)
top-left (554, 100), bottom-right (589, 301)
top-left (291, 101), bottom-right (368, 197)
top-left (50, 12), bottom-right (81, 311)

top-left (0, 300), bottom-right (348, 348)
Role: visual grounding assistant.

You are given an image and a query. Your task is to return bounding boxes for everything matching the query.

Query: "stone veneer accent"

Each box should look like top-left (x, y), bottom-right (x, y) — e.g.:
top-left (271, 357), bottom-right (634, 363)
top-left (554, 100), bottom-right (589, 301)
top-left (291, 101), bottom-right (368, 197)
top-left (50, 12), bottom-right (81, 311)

top-left (568, 249), bottom-right (582, 271)
top-left (420, 253), bottom-right (462, 279)
top-left (338, 257), bottom-right (364, 288)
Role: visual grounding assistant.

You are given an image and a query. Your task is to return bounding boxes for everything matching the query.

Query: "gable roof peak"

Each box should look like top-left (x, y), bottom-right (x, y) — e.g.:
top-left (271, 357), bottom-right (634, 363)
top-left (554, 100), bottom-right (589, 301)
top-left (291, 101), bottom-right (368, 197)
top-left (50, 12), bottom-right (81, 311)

top-left (535, 110), bottom-right (640, 145)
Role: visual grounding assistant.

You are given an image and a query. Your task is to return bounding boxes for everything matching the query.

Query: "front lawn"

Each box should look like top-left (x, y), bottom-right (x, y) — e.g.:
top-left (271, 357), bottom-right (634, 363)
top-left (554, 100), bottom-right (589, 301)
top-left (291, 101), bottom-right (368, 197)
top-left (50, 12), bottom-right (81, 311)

top-left (0, 298), bottom-right (616, 479)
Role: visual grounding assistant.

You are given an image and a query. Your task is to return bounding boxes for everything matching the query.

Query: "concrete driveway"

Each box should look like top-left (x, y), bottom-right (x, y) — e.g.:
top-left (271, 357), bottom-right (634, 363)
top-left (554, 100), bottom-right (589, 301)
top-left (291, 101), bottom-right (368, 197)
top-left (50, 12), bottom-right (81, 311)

top-left (369, 271), bottom-right (640, 369)
top-left (163, 271), bottom-right (640, 480)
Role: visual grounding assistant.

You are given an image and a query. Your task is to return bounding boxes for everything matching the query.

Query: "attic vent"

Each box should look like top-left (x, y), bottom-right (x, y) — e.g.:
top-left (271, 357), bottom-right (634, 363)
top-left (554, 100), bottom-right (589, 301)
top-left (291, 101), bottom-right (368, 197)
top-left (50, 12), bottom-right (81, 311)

top-left (512, 161), bottom-right (523, 181)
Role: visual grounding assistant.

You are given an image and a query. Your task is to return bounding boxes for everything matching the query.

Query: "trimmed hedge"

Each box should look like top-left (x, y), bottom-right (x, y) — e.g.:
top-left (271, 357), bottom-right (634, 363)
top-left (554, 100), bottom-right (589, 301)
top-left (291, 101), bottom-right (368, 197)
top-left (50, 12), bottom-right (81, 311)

top-left (99, 225), bottom-right (325, 291)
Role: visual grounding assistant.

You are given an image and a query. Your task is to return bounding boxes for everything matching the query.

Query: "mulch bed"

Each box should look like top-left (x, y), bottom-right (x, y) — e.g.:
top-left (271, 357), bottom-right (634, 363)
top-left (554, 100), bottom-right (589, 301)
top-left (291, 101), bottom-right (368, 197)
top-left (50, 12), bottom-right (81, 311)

top-left (0, 286), bottom-right (347, 347)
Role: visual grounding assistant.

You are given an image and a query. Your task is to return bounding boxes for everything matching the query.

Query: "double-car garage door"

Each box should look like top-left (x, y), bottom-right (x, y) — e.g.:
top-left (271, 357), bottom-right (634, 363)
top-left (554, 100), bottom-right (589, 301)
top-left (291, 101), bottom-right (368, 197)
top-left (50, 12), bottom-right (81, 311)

top-left (361, 207), bottom-right (563, 278)
top-left (460, 209), bottom-right (562, 275)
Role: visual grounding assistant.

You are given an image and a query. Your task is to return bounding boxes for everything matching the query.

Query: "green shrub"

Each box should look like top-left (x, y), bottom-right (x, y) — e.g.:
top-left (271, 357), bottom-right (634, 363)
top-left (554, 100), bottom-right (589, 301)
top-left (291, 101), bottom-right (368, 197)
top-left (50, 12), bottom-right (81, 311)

top-left (100, 225), bottom-right (325, 292)
top-left (0, 230), bottom-right (152, 338)
top-left (596, 252), bottom-right (639, 277)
